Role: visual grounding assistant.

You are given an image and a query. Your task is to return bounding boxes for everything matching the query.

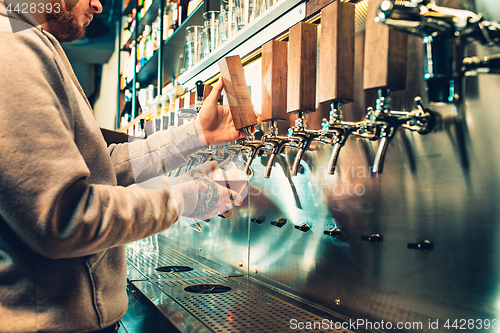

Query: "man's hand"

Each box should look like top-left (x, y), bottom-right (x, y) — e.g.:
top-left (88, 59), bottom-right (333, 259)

top-left (188, 177), bottom-right (243, 220)
top-left (195, 79), bottom-right (247, 145)
top-left (167, 161), bottom-right (243, 220)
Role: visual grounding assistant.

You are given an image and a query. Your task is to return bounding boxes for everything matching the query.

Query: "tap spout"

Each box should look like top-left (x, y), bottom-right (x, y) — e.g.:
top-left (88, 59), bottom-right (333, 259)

top-left (372, 134), bottom-right (390, 174)
top-left (240, 140), bottom-right (265, 175)
top-left (327, 142), bottom-right (342, 175)
top-left (262, 134), bottom-right (290, 178)
top-left (291, 148), bottom-right (306, 176)
top-left (264, 154), bottom-right (278, 179)
top-left (288, 130), bottom-right (320, 176)
top-left (321, 123), bottom-right (357, 175)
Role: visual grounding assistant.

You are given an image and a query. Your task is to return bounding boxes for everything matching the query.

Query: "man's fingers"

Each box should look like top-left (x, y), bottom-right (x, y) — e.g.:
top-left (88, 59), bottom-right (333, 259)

top-left (218, 209), bottom-right (233, 218)
top-left (228, 189), bottom-right (244, 206)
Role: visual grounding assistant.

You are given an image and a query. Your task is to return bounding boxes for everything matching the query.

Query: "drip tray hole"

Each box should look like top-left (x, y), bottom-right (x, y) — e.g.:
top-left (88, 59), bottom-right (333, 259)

top-left (184, 284), bottom-right (232, 294)
top-left (156, 266), bottom-right (193, 273)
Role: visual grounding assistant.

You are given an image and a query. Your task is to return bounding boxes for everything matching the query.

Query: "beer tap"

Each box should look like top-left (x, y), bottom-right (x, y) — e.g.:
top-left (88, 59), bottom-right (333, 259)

top-left (177, 80), bottom-right (204, 119)
top-left (317, 1), bottom-right (357, 175)
top-left (286, 22), bottom-right (321, 177)
top-left (359, 0), bottom-right (435, 174)
top-left (260, 39), bottom-right (290, 179)
top-left (375, 0), bottom-right (500, 103)
top-left (218, 55), bottom-right (258, 175)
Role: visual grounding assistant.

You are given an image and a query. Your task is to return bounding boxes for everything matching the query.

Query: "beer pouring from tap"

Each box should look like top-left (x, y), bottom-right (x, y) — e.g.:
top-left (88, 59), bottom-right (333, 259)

top-left (286, 22), bottom-right (321, 177)
top-left (260, 39), bottom-right (290, 178)
top-left (218, 55), bottom-right (259, 175)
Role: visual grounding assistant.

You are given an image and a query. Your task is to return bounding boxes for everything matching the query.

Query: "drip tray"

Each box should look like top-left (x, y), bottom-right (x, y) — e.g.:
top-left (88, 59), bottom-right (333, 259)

top-left (126, 242), bottom-right (239, 282)
top-left (131, 277), bottom-right (357, 333)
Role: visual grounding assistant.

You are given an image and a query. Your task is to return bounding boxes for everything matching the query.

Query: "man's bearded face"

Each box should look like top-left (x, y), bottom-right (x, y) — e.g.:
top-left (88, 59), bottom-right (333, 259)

top-left (45, 0), bottom-right (85, 43)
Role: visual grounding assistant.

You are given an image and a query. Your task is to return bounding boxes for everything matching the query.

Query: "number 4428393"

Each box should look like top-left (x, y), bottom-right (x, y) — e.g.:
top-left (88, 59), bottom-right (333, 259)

top-left (444, 319), bottom-right (498, 330)
top-left (5, 2), bottom-right (61, 15)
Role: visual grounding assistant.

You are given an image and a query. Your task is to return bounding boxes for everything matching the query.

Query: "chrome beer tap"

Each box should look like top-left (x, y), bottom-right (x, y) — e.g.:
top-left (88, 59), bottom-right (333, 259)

top-left (375, 0), bottom-right (500, 103)
top-left (262, 122), bottom-right (290, 178)
top-left (177, 80), bottom-right (204, 119)
top-left (373, 0), bottom-right (500, 172)
top-left (287, 113), bottom-right (321, 176)
top-left (218, 55), bottom-right (258, 175)
top-left (286, 22), bottom-right (321, 177)
top-left (238, 132), bottom-right (265, 174)
top-left (355, 89), bottom-right (435, 173)
top-left (359, 0), bottom-right (435, 173)
top-left (317, 1), bottom-right (357, 175)
top-left (319, 103), bottom-right (359, 175)
top-left (258, 39), bottom-right (290, 178)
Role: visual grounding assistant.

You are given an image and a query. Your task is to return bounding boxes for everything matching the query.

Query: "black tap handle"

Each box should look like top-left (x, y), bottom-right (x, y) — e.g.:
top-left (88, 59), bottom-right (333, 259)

top-left (195, 80), bottom-right (204, 99)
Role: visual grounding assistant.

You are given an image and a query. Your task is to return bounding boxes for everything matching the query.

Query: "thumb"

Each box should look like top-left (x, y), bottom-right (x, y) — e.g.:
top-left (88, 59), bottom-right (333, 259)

top-left (203, 79), bottom-right (223, 105)
top-left (228, 189), bottom-right (244, 207)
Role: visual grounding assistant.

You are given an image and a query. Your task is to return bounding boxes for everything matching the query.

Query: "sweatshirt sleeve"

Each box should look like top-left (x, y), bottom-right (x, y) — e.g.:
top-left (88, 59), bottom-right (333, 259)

top-left (107, 120), bottom-right (206, 187)
top-left (0, 28), bottom-right (197, 259)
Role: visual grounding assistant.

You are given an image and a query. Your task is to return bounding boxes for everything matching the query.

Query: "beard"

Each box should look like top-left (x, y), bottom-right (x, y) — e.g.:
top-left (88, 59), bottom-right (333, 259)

top-left (45, 0), bottom-right (85, 43)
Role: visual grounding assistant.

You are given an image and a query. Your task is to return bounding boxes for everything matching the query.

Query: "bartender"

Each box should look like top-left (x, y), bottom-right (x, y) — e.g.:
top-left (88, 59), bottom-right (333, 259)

top-left (0, 0), bottom-right (246, 331)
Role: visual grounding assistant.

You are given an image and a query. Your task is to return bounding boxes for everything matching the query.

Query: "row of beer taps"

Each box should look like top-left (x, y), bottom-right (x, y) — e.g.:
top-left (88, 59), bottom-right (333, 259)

top-left (238, 0), bottom-right (436, 178)
top-left (175, 0), bottom-right (500, 179)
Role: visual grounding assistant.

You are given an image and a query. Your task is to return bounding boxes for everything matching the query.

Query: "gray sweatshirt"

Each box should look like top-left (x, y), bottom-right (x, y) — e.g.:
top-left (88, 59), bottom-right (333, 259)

top-left (0, 1), bottom-right (204, 332)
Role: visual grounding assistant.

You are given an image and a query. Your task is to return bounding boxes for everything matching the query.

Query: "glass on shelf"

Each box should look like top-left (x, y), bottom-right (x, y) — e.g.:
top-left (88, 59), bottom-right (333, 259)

top-left (202, 11), bottom-right (220, 58)
top-left (219, 0), bottom-right (242, 45)
top-left (184, 25), bottom-right (204, 70)
top-left (241, 0), bottom-right (265, 25)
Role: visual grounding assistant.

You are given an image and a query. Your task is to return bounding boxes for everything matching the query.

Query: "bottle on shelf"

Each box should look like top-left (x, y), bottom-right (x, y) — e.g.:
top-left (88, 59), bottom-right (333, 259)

top-left (187, 0), bottom-right (201, 17)
top-left (145, 25), bottom-right (154, 60)
top-left (163, 1), bottom-right (175, 40)
top-left (120, 89), bottom-right (133, 128)
top-left (152, 16), bottom-right (160, 51)
top-left (122, 47), bottom-right (135, 85)
top-left (171, 0), bottom-right (179, 31)
top-left (122, 14), bottom-right (133, 47)
top-left (137, 0), bottom-right (145, 19)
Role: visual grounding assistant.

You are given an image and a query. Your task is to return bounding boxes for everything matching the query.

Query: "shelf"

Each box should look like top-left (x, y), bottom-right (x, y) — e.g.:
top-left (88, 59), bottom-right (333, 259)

top-left (178, 0), bottom-right (306, 89)
top-left (122, 0), bottom-right (162, 51)
top-left (123, 1), bottom-right (204, 90)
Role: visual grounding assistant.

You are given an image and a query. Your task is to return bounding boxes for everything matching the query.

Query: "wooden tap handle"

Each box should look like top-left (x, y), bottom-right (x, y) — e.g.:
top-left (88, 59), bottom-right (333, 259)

top-left (363, 0), bottom-right (408, 91)
top-left (189, 91), bottom-right (196, 108)
top-left (218, 55), bottom-right (258, 131)
top-left (287, 22), bottom-right (318, 114)
top-left (261, 40), bottom-right (288, 122)
top-left (319, 0), bottom-right (355, 104)
top-left (203, 84), bottom-right (213, 101)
